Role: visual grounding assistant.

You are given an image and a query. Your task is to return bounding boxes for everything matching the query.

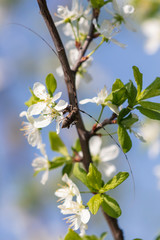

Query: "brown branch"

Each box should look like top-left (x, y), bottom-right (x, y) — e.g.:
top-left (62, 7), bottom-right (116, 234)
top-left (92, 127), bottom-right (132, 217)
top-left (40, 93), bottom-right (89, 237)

top-left (90, 113), bottom-right (117, 136)
top-left (72, 8), bottom-right (100, 73)
top-left (102, 211), bottom-right (124, 240)
top-left (36, 1), bottom-right (124, 239)
top-left (37, 0), bottom-right (92, 171)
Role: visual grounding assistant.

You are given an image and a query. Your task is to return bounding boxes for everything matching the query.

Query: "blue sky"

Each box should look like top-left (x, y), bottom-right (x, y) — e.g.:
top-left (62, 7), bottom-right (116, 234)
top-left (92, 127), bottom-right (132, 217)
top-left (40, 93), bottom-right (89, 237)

top-left (0, 1), bottom-right (160, 239)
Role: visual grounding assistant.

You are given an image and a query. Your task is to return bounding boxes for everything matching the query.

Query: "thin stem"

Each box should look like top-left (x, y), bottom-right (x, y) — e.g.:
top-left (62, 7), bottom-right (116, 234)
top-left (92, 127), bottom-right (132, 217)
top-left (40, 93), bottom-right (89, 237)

top-left (69, 21), bottom-right (78, 41)
top-left (87, 37), bottom-right (105, 58)
top-left (97, 105), bottom-right (104, 122)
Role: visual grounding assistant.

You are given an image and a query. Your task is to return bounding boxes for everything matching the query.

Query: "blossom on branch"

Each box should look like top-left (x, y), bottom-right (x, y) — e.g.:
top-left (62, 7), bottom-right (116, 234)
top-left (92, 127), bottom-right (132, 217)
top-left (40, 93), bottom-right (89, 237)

top-left (27, 82), bottom-right (68, 133)
top-left (32, 145), bottom-right (50, 185)
top-left (55, 0), bottom-right (84, 26)
top-left (79, 86), bottom-right (119, 114)
top-left (55, 174), bottom-right (90, 236)
top-left (89, 136), bottom-right (119, 177)
top-left (19, 111), bottom-right (42, 148)
top-left (93, 19), bottom-right (126, 48)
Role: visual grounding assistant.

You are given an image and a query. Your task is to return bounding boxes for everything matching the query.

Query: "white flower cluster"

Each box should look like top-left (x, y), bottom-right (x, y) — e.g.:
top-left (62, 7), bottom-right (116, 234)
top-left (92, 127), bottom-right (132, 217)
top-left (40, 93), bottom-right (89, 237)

top-left (20, 82), bottom-right (68, 184)
top-left (55, 174), bottom-right (90, 236)
top-left (55, 0), bottom-right (135, 87)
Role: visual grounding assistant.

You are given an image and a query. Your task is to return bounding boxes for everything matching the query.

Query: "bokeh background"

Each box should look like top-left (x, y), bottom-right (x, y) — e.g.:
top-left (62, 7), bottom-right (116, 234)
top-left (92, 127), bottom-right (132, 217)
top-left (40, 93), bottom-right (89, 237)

top-left (0, 0), bottom-right (160, 239)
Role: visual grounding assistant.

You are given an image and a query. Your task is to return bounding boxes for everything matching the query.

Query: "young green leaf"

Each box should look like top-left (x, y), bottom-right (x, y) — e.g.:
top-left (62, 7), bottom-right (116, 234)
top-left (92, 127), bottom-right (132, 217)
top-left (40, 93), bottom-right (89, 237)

top-left (138, 101), bottom-right (160, 111)
top-left (118, 125), bottom-right (132, 153)
top-left (121, 113), bottom-right (138, 128)
top-left (87, 194), bottom-right (103, 215)
top-left (25, 88), bottom-right (40, 107)
top-left (138, 77), bottom-right (160, 100)
top-left (106, 88), bottom-right (127, 106)
top-left (118, 108), bottom-right (131, 123)
top-left (90, 0), bottom-right (109, 9)
top-left (112, 79), bottom-right (124, 91)
top-left (125, 80), bottom-right (137, 107)
top-left (87, 164), bottom-right (103, 191)
top-left (73, 163), bottom-right (88, 186)
top-left (132, 66), bottom-right (143, 97)
top-left (62, 163), bottom-right (73, 176)
top-left (101, 194), bottom-right (122, 218)
top-left (136, 106), bottom-right (160, 120)
top-left (64, 229), bottom-right (82, 240)
top-left (45, 73), bottom-right (57, 97)
top-left (50, 156), bottom-right (67, 169)
top-left (99, 172), bottom-right (129, 193)
top-left (49, 132), bottom-right (68, 156)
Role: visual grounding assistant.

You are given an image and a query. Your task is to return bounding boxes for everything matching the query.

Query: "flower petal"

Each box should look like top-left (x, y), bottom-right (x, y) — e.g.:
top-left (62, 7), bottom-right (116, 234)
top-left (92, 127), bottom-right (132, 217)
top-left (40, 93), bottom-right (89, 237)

top-left (34, 115), bottom-right (52, 128)
top-left (41, 170), bottom-right (49, 185)
top-left (52, 92), bottom-right (62, 102)
top-left (79, 98), bottom-right (96, 105)
top-left (33, 82), bottom-right (48, 100)
top-left (89, 136), bottom-right (102, 156)
top-left (55, 100), bottom-right (68, 111)
top-left (27, 102), bottom-right (47, 116)
top-left (100, 145), bottom-right (119, 162)
top-left (80, 209), bottom-right (90, 224)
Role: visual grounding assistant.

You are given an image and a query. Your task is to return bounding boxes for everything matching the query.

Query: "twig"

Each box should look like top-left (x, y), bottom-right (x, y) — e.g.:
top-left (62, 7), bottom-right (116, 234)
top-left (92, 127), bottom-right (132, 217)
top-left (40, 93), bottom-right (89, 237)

top-left (36, 1), bottom-right (124, 239)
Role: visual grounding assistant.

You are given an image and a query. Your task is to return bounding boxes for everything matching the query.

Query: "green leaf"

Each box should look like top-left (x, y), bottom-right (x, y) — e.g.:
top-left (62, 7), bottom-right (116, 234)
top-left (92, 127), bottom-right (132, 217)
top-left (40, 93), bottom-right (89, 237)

top-left (45, 73), bottom-right (57, 97)
top-left (136, 106), bottom-right (160, 120)
top-left (132, 66), bottom-right (143, 97)
top-left (118, 108), bottom-right (131, 123)
top-left (125, 80), bottom-right (137, 107)
top-left (90, 0), bottom-right (109, 8)
top-left (73, 163), bottom-right (88, 186)
top-left (138, 77), bottom-right (160, 100)
top-left (49, 132), bottom-right (68, 156)
top-left (87, 194), bottom-right (103, 215)
top-left (100, 232), bottom-right (107, 240)
top-left (138, 101), bottom-right (160, 111)
top-left (99, 172), bottom-right (129, 193)
top-left (101, 194), bottom-right (122, 218)
top-left (25, 88), bottom-right (40, 107)
top-left (118, 125), bottom-right (132, 153)
top-left (121, 113), bottom-right (138, 128)
top-left (64, 229), bottom-right (82, 240)
top-left (50, 157), bottom-right (67, 169)
top-left (106, 88), bottom-right (127, 106)
top-left (112, 79), bottom-right (124, 91)
top-left (73, 138), bottom-right (81, 152)
top-left (62, 163), bottom-right (73, 176)
top-left (83, 233), bottom-right (107, 240)
top-left (87, 164), bottom-right (103, 191)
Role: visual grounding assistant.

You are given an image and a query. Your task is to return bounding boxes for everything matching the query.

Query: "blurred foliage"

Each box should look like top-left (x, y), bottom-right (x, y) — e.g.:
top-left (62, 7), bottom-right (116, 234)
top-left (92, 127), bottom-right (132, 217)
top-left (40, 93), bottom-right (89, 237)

top-left (0, 0), bottom-right (21, 8)
top-left (133, 0), bottom-right (160, 20)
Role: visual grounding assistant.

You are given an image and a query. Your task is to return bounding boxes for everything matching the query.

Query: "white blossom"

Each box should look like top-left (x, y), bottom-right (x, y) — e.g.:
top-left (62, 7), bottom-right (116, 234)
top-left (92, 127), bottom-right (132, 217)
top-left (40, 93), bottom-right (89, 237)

top-left (32, 145), bottom-right (50, 185)
top-left (89, 136), bottom-right (119, 177)
top-left (129, 114), bottom-right (146, 142)
top-left (55, 173), bottom-right (81, 207)
top-left (55, 174), bottom-right (90, 236)
top-left (141, 19), bottom-right (160, 55)
top-left (27, 82), bottom-right (67, 132)
top-left (59, 201), bottom-right (90, 237)
top-left (55, 0), bottom-right (84, 26)
top-left (79, 86), bottom-right (119, 115)
top-left (106, 0), bottom-right (135, 30)
top-left (93, 19), bottom-right (126, 48)
top-left (141, 121), bottom-right (160, 159)
top-left (56, 42), bottom-right (93, 88)
top-left (19, 111), bottom-right (42, 148)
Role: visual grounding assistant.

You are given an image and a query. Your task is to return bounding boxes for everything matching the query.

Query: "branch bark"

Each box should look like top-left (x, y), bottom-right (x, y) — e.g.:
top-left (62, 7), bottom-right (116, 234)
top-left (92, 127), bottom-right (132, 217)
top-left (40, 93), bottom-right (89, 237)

top-left (36, 0), bottom-right (124, 239)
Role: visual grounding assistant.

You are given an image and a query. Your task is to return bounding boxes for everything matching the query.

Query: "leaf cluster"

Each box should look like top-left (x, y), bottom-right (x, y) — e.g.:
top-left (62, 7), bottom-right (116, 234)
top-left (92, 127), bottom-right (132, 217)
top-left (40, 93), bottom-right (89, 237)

top-left (73, 163), bottom-right (129, 218)
top-left (105, 66), bottom-right (160, 152)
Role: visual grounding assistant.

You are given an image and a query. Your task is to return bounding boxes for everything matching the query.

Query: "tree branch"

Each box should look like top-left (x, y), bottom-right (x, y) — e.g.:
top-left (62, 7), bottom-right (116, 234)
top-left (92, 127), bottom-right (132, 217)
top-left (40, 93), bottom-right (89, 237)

top-left (37, 0), bottom-right (92, 171)
top-left (72, 8), bottom-right (99, 73)
top-left (36, 1), bottom-right (124, 239)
